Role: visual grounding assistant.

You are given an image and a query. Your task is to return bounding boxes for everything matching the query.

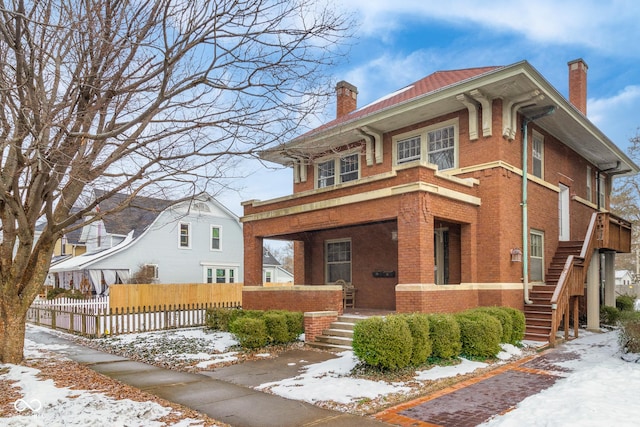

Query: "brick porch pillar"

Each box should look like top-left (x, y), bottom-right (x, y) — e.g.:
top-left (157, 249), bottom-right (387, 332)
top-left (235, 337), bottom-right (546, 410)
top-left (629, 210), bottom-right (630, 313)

top-left (243, 223), bottom-right (263, 286)
top-left (397, 193), bottom-right (434, 284)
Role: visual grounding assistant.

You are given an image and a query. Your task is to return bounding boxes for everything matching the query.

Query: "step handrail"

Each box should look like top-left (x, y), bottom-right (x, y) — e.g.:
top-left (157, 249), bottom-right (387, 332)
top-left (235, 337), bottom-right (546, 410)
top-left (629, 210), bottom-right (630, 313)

top-left (548, 212), bottom-right (604, 345)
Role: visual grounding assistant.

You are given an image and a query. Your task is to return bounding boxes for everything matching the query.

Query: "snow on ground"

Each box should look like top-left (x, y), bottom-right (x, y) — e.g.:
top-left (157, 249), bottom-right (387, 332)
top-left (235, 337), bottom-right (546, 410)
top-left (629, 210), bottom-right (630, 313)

top-left (1, 338), bottom-right (206, 427)
top-left (480, 331), bottom-right (640, 426)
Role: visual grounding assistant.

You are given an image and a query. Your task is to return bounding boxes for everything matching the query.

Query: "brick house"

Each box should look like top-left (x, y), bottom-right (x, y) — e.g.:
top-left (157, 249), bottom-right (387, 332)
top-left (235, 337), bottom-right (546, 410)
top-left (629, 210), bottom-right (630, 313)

top-left (241, 59), bottom-right (638, 342)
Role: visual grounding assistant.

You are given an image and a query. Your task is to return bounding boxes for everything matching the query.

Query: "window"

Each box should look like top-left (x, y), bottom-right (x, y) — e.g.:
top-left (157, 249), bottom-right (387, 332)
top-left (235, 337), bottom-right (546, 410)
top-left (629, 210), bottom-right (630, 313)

top-left (326, 239), bottom-right (351, 283)
top-left (394, 120), bottom-right (458, 170)
top-left (316, 153), bottom-right (360, 188)
top-left (532, 132), bottom-right (544, 179)
top-left (397, 135), bottom-right (421, 164)
top-left (428, 125), bottom-right (455, 170)
top-left (599, 175), bottom-right (606, 208)
top-left (530, 231), bottom-right (544, 282)
top-left (265, 271), bottom-right (272, 283)
top-left (179, 222), bottom-right (191, 248)
top-left (210, 226), bottom-right (221, 250)
top-left (143, 264), bottom-right (159, 281)
top-left (586, 166), bottom-right (592, 202)
top-left (205, 267), bottom-right (237, 283)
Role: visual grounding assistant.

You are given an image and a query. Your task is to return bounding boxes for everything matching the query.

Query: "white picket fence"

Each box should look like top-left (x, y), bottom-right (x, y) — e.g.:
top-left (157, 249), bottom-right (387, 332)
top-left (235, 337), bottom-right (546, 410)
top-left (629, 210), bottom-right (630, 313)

top-left (27, 296), bottom-right (238, 337)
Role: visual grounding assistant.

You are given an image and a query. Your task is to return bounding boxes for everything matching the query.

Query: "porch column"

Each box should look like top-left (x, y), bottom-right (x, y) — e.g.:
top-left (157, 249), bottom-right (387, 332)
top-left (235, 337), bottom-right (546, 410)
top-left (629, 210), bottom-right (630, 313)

top-left (293, 240), bottom-right (306, 285)
top-left (460, 222), bottom-right (477, 283)
top-left (397, 194), bottom-right (434, 284)
top-left (603, 251), bottom-right (616, 307)
top-left (586, 250), bottom-right (600, 331)
top-left (243, 224), bottom-right (263, 286)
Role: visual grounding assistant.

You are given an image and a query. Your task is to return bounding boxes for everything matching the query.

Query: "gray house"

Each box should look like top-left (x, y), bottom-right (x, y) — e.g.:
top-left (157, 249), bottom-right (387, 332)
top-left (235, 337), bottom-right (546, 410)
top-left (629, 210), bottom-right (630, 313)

top-left (48, 191), bottom-right (244, 295)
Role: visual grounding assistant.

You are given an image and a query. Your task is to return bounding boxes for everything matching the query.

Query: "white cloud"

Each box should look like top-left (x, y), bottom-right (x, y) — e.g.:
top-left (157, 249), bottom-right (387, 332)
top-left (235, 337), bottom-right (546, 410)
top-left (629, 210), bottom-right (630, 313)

top-left (588, 85), bottom-right (640, 145)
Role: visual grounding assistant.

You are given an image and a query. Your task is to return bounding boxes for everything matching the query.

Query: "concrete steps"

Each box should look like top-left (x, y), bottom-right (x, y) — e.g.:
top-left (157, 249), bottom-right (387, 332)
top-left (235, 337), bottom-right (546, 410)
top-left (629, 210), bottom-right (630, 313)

top-left (306, 315), bottom-right (362, 351)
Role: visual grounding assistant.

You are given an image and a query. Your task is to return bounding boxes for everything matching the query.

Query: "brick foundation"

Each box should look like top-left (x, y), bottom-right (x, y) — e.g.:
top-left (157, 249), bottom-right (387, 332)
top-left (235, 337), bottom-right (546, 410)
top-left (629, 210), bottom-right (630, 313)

top-left (396, 284), bottom-right (525, 313)
top-left (304, 311), bottom-right (339, 343)
top-left (242, 285), bottom-right (343, 314)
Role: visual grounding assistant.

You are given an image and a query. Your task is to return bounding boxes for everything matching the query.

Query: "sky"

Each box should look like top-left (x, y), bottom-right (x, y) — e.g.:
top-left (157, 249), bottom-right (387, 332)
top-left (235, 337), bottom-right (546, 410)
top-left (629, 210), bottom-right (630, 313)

top-left (217, 0), bottom-right (640, 217)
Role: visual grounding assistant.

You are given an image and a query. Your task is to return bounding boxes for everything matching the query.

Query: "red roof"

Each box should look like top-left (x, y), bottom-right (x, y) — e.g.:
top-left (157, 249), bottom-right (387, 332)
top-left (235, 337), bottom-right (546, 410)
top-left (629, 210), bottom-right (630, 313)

top-left (298, 66), bottom-right (502, 140)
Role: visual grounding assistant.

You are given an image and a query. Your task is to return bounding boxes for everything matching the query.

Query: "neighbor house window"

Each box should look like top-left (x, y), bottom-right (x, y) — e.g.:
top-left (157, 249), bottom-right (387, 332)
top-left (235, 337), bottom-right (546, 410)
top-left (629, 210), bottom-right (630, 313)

top-left (179, 222), bottom-right (191, 248)
top-left (316, 153), bottom-right (360, 188)
top-left (530, 230), bottom-right (544, 282)
top-left (326, 239), bottom-right (351, 283)
top-left (204, 266), bottom-right (237, 283)
top-left (265, 271), bottom-right (272, 283)
top-left (586, 166), bottom-right (592, 202)
top-left (143, 264), bottom-right (159, 282)
top-left (394, 120), bottom-right (458, 170)
top-left (210, 226), bottom-right (221, 250)
top-left (532, 132), bottom-right (544, 179)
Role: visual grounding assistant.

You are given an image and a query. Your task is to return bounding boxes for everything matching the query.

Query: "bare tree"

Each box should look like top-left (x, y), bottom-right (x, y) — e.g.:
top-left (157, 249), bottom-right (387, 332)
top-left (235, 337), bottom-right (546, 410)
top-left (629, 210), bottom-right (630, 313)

top-left (0, 0), bottom-right (351, 363)
top-left (611, 131), bottom-right (640, 273)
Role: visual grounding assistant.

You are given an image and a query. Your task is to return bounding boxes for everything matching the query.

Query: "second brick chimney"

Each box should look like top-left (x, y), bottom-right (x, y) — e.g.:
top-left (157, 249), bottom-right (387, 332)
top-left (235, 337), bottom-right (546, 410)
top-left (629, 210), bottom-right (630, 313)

top-left (568, 59), bottom-right (588, 115)
top-left (336, 81), bottom-right (358, 118)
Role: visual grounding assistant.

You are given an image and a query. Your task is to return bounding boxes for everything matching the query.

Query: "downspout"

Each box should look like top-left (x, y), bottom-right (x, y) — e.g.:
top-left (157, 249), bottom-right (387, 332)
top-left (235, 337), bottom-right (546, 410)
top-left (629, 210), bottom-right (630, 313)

top-left (521, 106), bottom-right (556, 304)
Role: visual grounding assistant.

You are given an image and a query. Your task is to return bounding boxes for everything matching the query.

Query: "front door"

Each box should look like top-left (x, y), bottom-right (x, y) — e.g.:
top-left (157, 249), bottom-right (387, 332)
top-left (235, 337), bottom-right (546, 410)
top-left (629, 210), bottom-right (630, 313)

top-left (559, 184), bottom-right (570, 241)
top-left (434, 228), bottom-right (449, 285)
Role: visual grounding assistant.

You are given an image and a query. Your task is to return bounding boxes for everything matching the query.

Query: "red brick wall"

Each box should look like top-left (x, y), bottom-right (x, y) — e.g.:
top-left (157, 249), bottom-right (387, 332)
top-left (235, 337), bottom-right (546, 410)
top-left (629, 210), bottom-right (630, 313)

top-left (304, 311), bottom-right (338, 343)
top-left (242, 286), bottom-right (343, 314)
top-left (396, 286), bottom-right (524, 313)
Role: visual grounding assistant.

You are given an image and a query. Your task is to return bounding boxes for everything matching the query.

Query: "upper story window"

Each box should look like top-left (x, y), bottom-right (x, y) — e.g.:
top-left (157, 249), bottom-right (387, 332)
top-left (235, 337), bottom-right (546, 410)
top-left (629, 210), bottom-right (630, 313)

top-left (210, 225), bottom-right (221, 250)
top-left (599, 175), bottom-right (606, 208)
top-left (586, 166), bottom-right (592, 202)
top-left (394, 120), bottom-right (458, 170)
top-left (179, 222), bottom-right (191, 249)
top-left (316, 152), bottom-right (360, 188)
top-left (532, 131), bottom-right (544, 179)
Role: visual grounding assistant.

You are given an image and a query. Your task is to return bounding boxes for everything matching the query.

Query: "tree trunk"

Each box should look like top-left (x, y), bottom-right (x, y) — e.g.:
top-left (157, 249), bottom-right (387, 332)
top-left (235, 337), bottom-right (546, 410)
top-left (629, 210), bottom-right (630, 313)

top-left (0, 308), bottom-right (28, 364)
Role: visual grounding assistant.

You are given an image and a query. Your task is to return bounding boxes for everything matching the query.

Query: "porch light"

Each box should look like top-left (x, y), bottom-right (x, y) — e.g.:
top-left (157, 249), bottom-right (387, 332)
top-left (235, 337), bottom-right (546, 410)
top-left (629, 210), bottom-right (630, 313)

top-left (510, 247), bottom-right (523, 262)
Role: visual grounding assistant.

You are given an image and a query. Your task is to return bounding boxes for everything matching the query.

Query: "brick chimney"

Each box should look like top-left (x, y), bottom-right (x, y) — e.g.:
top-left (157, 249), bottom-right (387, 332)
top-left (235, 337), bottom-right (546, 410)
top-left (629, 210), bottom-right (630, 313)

top-left (568, 58), bottom-right (588, 115)
top-left (336, 81), bottom-right (358, 118)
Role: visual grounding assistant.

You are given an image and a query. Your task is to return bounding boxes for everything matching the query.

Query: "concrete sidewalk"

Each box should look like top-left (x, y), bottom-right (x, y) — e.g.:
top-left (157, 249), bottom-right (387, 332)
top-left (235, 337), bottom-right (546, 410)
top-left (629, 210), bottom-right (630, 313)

top-left (26, 328), bottom-right (390, 427)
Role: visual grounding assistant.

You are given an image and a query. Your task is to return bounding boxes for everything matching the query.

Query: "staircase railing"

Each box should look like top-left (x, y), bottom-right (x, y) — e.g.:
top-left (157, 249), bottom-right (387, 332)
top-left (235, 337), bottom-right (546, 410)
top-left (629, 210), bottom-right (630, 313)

top-left (549, 212), bottom-right (605, 346)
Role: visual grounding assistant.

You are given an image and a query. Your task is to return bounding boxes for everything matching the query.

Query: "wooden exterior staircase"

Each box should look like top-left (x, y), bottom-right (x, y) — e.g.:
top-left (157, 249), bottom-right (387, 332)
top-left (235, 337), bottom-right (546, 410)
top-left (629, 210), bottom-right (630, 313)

top-left (524, 212), bottom-right (632, 346)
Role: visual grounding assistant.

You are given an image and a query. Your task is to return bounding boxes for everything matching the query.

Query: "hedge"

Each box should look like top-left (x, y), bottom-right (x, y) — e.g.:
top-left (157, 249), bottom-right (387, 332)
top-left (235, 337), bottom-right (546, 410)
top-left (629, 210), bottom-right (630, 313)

top-left (427, 313), bottom-right (461, 359)
top-left (455, 311), bottom-right (502, 358)
top-left (400, 313), bottom-right (432, 366)
top-left (352, 316), bottom-right (413, 370)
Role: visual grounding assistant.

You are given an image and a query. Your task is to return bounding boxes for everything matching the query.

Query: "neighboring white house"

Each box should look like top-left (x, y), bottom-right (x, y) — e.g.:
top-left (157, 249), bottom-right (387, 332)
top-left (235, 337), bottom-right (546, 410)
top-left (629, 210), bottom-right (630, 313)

top-left (48, 190), bottom-right (244, 295)
top-left (263, 248), bottom-right (293, 284)
top-left (615, 270), bottom-right (639, 298)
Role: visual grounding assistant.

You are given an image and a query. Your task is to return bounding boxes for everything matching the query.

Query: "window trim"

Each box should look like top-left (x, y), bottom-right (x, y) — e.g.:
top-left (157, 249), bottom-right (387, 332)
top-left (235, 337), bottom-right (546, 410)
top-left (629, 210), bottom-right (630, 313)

top-left (210, 225), bottom-right (222, 251)
top-left (532, 130), bottom-right (544, 179)
top-left (598, 174), bottom-right (606, 209)
top-left (314, 150), bottom-right (361, 189)
top-left (586, 166), bottom-right (592, 203)
top-left (529, 229), bottom-right (545, 283)
top-left (203, 265), bottom-right (238, 284)
top-left (325, 238), bottom-right (352, 284)
top-left (392, 119), bottom-right (459, 170)
top-left (143, 264), bottom-right (159, 281)
top-left (178, 222), bottom-right (191, 249)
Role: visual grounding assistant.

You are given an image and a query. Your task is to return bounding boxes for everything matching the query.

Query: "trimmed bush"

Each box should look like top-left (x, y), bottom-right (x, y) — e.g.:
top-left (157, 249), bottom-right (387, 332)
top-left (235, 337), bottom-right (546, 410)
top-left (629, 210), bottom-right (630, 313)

top-left (263, 312), bottom-right (289, 344)
top-left (205, 307), bottom-right (242, 331)
top-left (600, 305), bottom-right (620, 326)
top-left (282, 311), bottom-right (304, 341)
top-left (455, 311), bottom-right (502, 358)
top-left (474, 307), bottom-right (513, 344)
top-left (500, 307), bottom-right (526, 344)
top-left (427, 314), bottom-right (461, 359)
top-left (616, 295), bottom-right (636, 312)
top-left (400, 313), bottom-right (432, 366)
top-left (229, 317), bottom-right (268, 349)
top-left (352, 315), bottom-right (413, 370)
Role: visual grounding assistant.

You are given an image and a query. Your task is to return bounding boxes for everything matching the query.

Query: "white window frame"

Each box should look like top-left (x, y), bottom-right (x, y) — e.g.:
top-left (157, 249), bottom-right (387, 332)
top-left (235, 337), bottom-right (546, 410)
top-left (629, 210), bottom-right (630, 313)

top-left (143, 264), bottom-right (159, 281)
top-left (529, 230), bottom-right (544, 283)
top-left (210, 225), bottom-right (222, 251)
top-left (586, 166), bottom-right (592, 202)
top-left (315, 151), bottom-right (361, 189)
top-left (532, 131), bottom-right (544, 179)
top-left (178, 222), bottom-right (191, 249)
top-left (204, 265), bottom-right (238, 284)
top-left (265, 271), bottom-right (272, 283)
top-left (393, 119), bottom-right (459, 170)
top-left (325, 238), bottom-right (352, 284)
top-left (599, 174), bottom-right (606, 208)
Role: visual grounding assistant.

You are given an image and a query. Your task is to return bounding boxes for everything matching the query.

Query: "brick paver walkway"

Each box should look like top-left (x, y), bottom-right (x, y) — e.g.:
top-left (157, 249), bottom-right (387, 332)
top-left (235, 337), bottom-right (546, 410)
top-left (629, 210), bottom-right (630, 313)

top-left (375, 350), bottom-right (577, 427)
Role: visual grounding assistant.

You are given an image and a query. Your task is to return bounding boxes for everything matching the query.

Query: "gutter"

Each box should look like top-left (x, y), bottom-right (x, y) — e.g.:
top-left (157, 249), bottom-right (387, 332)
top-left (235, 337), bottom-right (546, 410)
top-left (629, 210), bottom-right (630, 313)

top-left (521, 106), bottom-right (556, 304)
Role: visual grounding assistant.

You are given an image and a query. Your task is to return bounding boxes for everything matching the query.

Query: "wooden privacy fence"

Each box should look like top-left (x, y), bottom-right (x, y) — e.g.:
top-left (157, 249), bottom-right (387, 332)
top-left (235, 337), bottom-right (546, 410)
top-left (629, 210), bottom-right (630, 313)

top-left (27, 301), bottom-right (239, 337)
top-left (108, 283), bottom-right (243, 309)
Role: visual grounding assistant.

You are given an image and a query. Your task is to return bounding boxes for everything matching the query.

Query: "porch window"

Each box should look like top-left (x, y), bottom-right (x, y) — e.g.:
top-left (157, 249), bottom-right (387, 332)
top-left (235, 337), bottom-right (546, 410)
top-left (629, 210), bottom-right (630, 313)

top-left (427, 125), bottom-right (455, 170)
top-left (326, 239), bottom-right (351, 283)
top-left (316, 153), bottom-right (360, 188)
top-left (530, 230), bottom-right (544, 282)
top-left (532, 132), bottom-right (544, 179)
